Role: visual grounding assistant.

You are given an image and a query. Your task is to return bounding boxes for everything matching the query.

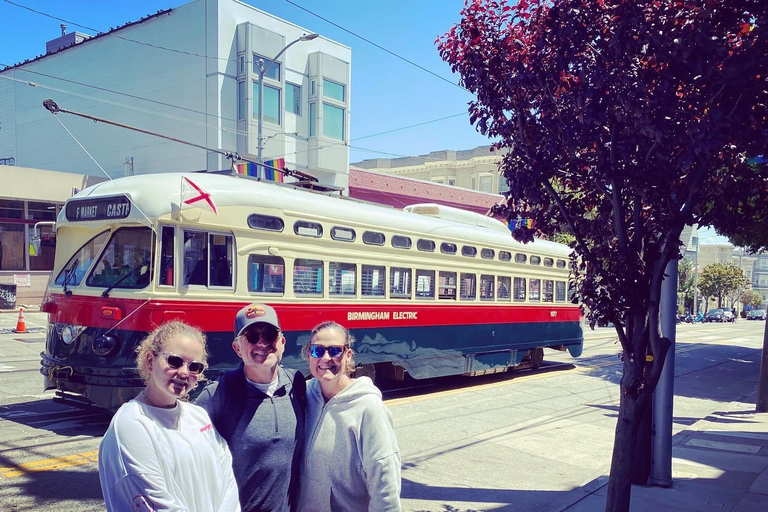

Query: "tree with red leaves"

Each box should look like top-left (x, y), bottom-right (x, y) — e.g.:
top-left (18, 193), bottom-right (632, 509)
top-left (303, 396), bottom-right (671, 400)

top-left (438, 1), bottom-right (767, 510)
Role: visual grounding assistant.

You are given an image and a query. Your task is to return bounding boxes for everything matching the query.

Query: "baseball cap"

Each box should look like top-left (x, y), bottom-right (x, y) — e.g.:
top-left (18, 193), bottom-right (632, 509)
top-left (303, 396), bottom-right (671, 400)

top-left (234, 303), bottom-right (280, 338)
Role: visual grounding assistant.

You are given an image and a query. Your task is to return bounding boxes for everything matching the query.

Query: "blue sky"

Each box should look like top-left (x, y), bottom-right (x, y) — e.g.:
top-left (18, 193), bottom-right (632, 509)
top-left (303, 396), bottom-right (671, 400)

top-left (0, 0), bottom-right (491, 164)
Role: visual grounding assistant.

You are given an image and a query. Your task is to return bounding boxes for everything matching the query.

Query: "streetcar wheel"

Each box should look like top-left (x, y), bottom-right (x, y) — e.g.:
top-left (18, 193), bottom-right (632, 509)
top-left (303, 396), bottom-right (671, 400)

top-left (531, 348), bottom-right (544, 370)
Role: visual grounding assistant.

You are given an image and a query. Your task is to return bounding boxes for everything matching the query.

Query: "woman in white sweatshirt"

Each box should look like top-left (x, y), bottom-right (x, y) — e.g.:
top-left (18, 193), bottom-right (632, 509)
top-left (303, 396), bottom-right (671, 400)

top-left (98, 320), bottom-right (240, 512)
top-left (297, 321), bottom-right (401, 512)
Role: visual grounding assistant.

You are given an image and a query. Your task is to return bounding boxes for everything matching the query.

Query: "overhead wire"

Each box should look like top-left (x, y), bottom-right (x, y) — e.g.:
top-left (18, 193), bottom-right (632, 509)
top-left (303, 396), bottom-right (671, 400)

top-left (2, 0), bottom-right (476, 160)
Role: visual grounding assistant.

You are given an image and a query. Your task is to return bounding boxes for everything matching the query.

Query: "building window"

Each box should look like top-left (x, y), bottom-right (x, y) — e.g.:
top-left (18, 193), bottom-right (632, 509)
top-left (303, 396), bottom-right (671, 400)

top-left (309, 102), bottom-right (317, 136)
top-left (323, 79), bottom-right (345, 101)
top-left (286, 83), bottom-right (301, 115)
top-left (430, 177), bottom-right (444, 184)
top-left (310, 80), bottom-right (316, 95)
top-left (478, 174), bottom-right (494, 193)
top-left (254, 54), bottom-right (280, 80)
top-left (323, 103), bottom-right (345, 140)
top-left (253, 83), bottom-right (281, 125)
top-left (237, 81), bottom-right (246, 120)
top-left (499, 177), bottom-right (509, 194)
top-left (448, 178), bottom-right (456, 186)
top-left (238, 53), bottom-right (245, 74)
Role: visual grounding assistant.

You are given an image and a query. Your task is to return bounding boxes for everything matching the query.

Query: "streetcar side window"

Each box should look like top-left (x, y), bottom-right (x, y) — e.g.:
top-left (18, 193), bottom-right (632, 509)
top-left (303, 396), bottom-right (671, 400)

top-left (362, 265), bottom-right (386, 297)
top-left (480, 274), bottom-right (495, 301)
top-left (248, 214), bottom-right (284, 232)
top-left (363, 231), bottom-right (385, 246)
top-left (295, 221), bottom-right (322, 238)
top-left (329, 262), bottom-right (356, 297)
top-left (182, 231), bottom-right (234, 288)
top-left (513, 277), bottom-right (526, 301)
top-left (417, 239), bottom-right (435, 252)
top-left (461, 246), bottom-right (477, 257)
top-left (543, 280), bottom-right (554, 302)
top-left (497, 276), bottom-right (511, 301)
top-left (499, 251), bottom-right (511, 262)
top-left (543, 257), bottom-right (554, 267)
top-left (248, 255), bottom-right (285, 294)
top-left (331, 226), bottom-right (356, 242)
top-left (460, 273), bottom-right (476, 300)
top-left (87, 227), bottom-right (153, 289)
top-left (184, 231), bottom-right (208, 286)
top-left (555, 281), bottom-right (566, 302)
top-left (390, 267), bottom-right (412, 298)
top-left (530, 255), bottom-right (541, 265)
top-left (415, 269), bottom-right (435, 299)
top-left (529, 278), bottom-right (541, 301)
top-left (438, 271), bottom-right (457, 300)
top-left (392, 235), bottom-right (412, 249)
top-left (294, 259), bottom-right (323, 295)
top-left (514, 253), bottom-right (527, 263)
top-left (159, 226), bottom-right (174, 286)
top-left (209, 234), bottom-right (233, 287)
top-left (557, 259), bottom-right (567, 269)
top-left (54, 230), bottom-right (109, 287)
top-left (481, 248), bottom-right (495, 260)
top-left (440, 242), bottom-right (457, 255)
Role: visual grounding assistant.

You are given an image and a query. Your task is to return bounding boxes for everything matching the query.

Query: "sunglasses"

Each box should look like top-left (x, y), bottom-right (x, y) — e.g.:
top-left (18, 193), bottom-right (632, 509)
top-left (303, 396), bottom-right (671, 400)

top-left (159, 352), bottom-right (207, 375)
top-left (308, 344), bottom-right (347, 359)
top-left (242, 326), bottom-right (281, 344)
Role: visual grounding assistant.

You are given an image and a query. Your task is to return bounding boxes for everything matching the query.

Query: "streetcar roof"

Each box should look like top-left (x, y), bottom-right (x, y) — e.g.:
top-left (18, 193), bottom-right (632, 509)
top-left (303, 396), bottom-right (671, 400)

top-left (57, 172), bottom-right (572, 257)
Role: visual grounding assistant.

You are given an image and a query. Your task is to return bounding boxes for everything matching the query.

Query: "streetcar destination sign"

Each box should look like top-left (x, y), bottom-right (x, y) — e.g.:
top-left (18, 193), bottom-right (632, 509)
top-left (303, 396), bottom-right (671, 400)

top-left (65, 195), bottom-right (132, 221)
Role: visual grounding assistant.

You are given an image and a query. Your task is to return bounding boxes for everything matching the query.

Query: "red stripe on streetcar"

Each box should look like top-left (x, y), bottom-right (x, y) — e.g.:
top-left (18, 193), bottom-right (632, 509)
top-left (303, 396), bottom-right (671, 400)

top-left (46, 294), bottom-right (581, 331)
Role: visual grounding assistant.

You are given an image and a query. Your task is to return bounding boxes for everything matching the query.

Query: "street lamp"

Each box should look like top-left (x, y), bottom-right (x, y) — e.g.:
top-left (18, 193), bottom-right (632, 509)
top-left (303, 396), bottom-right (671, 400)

top-left (256, 33), bottom-right (319, 168)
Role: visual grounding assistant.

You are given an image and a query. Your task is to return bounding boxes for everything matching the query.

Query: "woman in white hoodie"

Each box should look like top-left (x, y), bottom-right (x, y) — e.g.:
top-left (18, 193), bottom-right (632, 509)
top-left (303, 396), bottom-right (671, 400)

top-left (298, 321), bottom-right (401, 512)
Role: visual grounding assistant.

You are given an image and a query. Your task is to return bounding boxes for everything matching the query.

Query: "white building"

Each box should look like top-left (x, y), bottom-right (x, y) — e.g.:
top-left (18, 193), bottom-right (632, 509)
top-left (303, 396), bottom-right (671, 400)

top-left (0, 0), bottom-right (351, 189)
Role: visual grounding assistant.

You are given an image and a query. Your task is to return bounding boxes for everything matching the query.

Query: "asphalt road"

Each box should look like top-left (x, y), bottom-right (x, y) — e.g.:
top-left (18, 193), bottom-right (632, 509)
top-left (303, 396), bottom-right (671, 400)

top-left (0, 312), bottom-right (764, 511)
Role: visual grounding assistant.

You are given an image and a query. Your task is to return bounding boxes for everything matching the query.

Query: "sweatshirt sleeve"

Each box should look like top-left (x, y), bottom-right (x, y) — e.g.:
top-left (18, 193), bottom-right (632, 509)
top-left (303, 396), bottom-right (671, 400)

top-left (215, 431), bottom-right (241, 512)
top-left (360, 401), bottom-right (402, 512)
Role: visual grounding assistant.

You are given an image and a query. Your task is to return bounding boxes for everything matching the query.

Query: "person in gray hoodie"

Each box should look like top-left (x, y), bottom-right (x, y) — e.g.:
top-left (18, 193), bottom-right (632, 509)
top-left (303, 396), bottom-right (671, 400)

top-left (297, 321), bottom-right (401, 512)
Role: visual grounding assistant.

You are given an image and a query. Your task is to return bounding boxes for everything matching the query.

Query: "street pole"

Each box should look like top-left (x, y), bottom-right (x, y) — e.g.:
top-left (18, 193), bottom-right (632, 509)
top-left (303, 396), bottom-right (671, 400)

top-left (650, 258), bottom-right (676, 486)
top-left (255, 33), bottom-right (319, 169)
top-left (692, 235), bottom-right (699, 316)
top-left (757, 317), bottom-right (768, 412)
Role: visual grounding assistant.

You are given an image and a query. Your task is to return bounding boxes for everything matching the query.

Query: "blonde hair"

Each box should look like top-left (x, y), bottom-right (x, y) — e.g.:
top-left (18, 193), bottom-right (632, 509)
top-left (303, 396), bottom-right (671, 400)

top-left (136, 320), bottom-right (208, 381)
top-left (303, 321), bottom-right (356, 375)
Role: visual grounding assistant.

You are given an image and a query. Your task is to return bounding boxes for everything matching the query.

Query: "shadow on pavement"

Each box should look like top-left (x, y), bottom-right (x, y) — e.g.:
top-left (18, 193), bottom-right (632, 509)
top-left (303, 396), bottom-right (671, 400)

top-left (0, 399), bottom-right (111, 438)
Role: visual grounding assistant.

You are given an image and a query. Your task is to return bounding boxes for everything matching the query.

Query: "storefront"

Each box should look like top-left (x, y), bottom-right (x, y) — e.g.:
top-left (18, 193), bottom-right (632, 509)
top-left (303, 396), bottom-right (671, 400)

top-left (0, 165), bottom-right (105, 306)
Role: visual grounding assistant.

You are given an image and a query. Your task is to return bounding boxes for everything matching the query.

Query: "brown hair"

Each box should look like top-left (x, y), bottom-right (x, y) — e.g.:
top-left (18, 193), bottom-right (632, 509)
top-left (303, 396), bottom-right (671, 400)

top-left (303, 321), bottom-right (356, 375)
top-left (135, 320), bottom-right (208, 381)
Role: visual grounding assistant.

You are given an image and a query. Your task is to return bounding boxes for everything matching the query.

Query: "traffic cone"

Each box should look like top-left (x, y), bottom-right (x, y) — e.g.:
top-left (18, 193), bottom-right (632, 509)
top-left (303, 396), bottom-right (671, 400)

top-left (14, 307), bottom-right (26, 333)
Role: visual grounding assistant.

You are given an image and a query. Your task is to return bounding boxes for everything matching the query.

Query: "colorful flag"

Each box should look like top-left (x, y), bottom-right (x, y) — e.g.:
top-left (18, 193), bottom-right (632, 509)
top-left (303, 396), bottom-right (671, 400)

top-left (181, 177), bottom-right (218, 214)
top-left (234, 159), bottom-right (285, 183)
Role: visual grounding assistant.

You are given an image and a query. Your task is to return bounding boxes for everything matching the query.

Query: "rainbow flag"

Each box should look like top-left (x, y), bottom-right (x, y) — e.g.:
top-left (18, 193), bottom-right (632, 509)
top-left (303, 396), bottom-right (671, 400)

top-left (234, 158), bottom-right (285, 183)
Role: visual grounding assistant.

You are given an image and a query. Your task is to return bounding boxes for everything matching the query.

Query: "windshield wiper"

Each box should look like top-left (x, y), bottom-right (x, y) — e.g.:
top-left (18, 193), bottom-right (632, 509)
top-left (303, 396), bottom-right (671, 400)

top-left (101, 260), bottom-right (150, 298)
top-left (62, 259), bottom-right (79, 297)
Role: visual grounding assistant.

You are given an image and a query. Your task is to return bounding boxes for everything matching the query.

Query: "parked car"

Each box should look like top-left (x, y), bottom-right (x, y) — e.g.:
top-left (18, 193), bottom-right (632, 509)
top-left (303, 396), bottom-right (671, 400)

top-left (704, 308), bottom-right (727, 323)
top-left (747, 309), bottom-right (767, 320)
top-left (722, 308), bottom-right (736, 322)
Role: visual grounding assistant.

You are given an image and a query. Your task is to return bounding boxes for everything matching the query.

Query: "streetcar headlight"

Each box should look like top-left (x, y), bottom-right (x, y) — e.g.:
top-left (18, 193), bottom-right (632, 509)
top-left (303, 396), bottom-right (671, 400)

top-left (61, 325), bottom-right (75, 345)
top-left (92, 335), bottom-right (118, 356)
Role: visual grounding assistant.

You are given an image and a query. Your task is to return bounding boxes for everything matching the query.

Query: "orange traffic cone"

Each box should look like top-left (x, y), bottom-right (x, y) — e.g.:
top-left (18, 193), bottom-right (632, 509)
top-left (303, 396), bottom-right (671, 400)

top-left (14, 307), bottom-right (26, 333)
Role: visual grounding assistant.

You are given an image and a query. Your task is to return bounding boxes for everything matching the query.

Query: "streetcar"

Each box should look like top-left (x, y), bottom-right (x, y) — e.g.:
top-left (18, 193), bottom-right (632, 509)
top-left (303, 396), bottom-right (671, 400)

top-left (40, 171), bottom-right (583, 411)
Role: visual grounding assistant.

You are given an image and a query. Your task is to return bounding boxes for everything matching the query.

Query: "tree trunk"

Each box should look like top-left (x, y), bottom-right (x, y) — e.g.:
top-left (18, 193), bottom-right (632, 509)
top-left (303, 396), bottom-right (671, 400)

top-left (605, 385), bottom-right (648, 511)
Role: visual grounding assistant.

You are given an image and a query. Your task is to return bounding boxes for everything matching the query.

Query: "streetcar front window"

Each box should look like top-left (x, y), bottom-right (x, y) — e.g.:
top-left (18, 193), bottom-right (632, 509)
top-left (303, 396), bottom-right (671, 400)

top-left (87, 227), bottom-right (153, 289)
top-left (54, 231), bottom-right (110, 287)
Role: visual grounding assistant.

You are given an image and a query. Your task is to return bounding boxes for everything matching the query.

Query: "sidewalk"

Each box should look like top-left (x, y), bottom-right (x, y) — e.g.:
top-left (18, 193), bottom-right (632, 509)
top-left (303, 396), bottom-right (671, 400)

top-left (395, 329), bottom-right (768, 512)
